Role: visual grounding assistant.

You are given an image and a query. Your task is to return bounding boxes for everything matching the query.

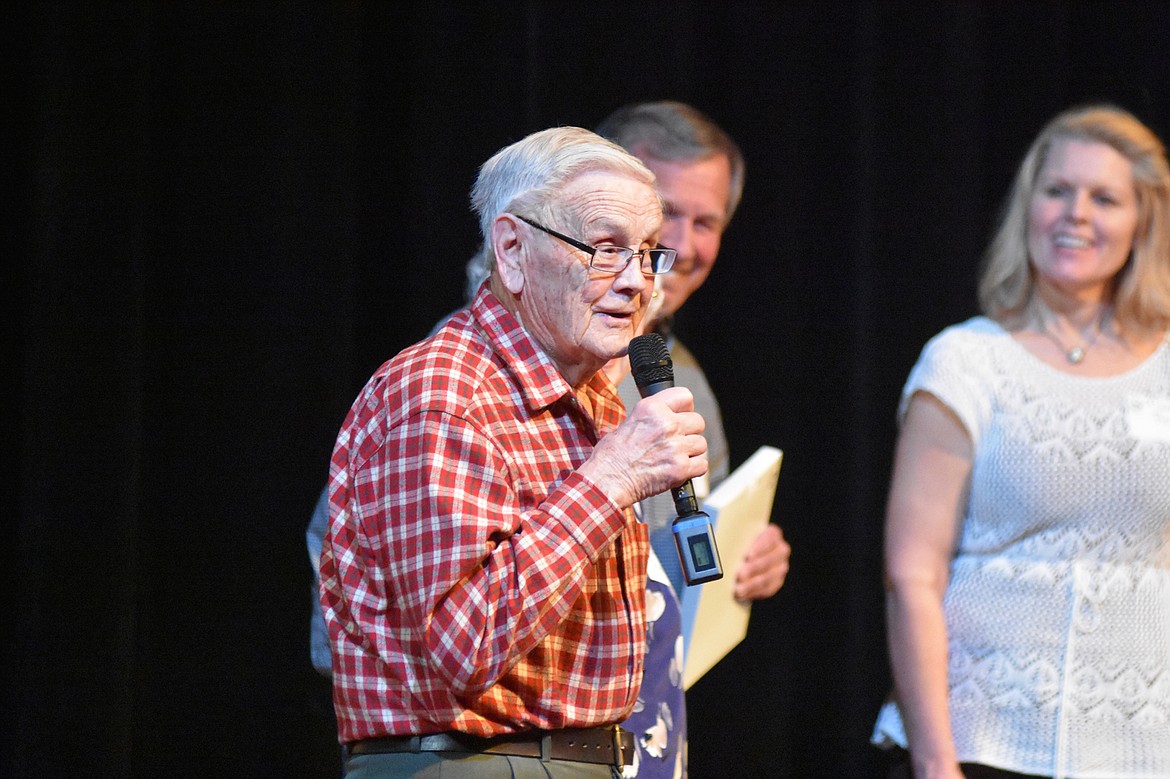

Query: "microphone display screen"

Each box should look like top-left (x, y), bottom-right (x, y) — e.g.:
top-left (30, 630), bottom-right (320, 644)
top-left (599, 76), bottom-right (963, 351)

top-left (688, 535), bottom-right (716, 571)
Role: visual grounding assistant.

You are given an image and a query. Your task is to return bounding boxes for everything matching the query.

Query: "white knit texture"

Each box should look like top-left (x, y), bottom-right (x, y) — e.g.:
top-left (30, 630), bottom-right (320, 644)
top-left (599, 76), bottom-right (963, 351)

top-left (874, 317), bottom-right (1170, 779)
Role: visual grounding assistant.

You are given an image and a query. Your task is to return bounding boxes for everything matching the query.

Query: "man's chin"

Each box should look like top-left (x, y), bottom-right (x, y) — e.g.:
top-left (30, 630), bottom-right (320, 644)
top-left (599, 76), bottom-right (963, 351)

top-left (589, 331), bottom-right (637, 361)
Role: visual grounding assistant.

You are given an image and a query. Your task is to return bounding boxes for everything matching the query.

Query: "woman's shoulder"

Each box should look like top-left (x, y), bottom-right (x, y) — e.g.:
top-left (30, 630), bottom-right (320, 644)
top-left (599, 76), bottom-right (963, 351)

top-left (933, 315), bottom-right (1003, 340)
top-left (919, 316), bottom-right (1007, 359)
top-left (899, 317), bottom-right (1005, 433)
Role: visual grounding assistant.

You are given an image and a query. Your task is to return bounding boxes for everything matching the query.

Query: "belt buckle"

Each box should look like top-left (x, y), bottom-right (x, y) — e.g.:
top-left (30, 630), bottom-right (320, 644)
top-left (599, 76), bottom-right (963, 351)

top-left (611, 724), bottom-right (626, 768)
top-left (539, 732), bottom-right (552, 763)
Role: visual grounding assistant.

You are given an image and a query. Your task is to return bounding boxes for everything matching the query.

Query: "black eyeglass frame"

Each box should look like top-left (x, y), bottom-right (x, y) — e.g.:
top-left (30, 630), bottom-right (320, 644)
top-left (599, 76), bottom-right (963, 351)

top-left (514, 214), bottom-right (676, 276)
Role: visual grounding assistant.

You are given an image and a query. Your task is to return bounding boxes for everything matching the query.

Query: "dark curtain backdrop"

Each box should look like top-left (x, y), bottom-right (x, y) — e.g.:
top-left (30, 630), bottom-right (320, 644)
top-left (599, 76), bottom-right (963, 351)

top-left (11, 1), bottom-right (1169, 776)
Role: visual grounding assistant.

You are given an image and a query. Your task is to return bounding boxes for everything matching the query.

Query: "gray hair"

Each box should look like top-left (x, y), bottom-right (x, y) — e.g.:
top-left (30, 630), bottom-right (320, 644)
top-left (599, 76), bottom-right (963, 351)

top-left (469, 126), bottom-right (656, 273)
top-left (979, 104), bottom-right (1170, 331)
top-left (463, 244), bottom-right (490, 303)
top-left (595, 100), bottom-right (746, 222)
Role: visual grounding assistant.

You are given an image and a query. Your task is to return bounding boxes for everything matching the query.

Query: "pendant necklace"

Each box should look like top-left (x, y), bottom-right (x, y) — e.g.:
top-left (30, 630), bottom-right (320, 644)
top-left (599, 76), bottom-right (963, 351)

top-left (1040, 310), bottom-right (1108, 365)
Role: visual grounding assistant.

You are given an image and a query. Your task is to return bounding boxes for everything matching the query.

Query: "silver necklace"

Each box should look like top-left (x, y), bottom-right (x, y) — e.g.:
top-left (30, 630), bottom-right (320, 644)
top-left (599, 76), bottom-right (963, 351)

top-left (1040, 311), bottom-right (1108, 364)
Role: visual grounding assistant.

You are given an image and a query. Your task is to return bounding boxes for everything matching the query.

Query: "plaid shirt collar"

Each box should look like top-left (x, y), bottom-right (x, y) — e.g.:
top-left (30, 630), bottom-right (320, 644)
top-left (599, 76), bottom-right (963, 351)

top-left (469, 285), bottom-right (622, 417)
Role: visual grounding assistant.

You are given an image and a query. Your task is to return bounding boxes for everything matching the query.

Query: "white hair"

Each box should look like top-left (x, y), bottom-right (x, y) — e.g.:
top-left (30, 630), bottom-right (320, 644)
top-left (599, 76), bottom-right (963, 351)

top-left (469, 126), bottom-right (656, 272)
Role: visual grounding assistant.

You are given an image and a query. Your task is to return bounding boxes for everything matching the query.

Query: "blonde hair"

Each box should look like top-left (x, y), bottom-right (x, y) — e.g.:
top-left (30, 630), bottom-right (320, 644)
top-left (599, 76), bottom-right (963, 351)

top-left (978, 104), bottom-right (1170, 332)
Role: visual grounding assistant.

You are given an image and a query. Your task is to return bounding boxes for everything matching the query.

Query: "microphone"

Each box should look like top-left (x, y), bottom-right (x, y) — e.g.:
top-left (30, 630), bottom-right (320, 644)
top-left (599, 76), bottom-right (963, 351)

top-left (628, 333), bottom-right (723, 586)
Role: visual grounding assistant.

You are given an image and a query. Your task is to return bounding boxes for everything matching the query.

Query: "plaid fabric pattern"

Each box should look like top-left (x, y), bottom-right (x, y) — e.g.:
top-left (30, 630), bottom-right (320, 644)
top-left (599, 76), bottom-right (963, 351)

top-left (320, 287), bottom-right (648, 743)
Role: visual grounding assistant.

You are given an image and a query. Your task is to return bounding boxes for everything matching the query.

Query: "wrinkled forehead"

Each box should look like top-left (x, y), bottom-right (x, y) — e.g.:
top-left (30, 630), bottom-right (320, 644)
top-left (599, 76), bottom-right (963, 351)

top-left (553, 170), bottom-right (663, 235)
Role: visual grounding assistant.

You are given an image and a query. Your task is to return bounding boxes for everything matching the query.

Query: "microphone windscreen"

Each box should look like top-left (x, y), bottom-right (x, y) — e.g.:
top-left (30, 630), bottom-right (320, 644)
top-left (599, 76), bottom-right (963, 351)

top-left (629, 332), bottom-right (674, 390)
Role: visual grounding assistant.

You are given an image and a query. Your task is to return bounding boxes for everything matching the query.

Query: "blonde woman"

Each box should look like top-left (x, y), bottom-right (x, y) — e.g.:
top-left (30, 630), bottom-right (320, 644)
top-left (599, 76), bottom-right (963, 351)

top-left (873, 105), bottom-right (1170, 778)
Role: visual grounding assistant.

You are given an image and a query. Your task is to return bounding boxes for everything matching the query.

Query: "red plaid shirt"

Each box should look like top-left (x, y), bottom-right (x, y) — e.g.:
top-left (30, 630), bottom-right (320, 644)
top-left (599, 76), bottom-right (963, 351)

top-left (319, 288), bottom-right (648, 743)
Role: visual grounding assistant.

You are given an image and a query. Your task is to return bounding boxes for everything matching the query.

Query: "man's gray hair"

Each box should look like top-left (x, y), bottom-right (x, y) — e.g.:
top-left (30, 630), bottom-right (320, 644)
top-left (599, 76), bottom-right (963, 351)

top-left (470, 126), bottom-right (656, 271)
top-left (463, 244), bottom-right (490, 303)
top-left (596, 101), bottom-right (745, 222)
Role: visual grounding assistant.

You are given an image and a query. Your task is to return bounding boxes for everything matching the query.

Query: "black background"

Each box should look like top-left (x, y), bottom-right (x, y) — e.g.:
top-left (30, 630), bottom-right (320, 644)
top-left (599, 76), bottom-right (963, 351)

top-left (10, 2), bottom-right (1170, 776)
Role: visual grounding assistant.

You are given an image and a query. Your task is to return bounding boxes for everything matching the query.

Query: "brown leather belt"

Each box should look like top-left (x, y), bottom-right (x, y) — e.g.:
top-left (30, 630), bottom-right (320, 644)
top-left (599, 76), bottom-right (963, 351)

top-left (348, 725), bottom-right (634, 768)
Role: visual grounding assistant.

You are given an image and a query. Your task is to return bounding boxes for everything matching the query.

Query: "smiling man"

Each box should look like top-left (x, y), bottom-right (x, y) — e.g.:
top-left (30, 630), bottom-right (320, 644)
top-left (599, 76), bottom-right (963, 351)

top-left (597, 102), bottom-right (789, 605)
top-left (318, 127), bottom-right (710, 779)
top-left (595, 102), bottom-right (792, 778)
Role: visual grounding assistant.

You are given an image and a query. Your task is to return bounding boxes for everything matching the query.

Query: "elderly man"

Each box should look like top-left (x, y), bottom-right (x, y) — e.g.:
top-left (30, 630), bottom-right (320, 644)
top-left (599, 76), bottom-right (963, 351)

top-left (318, 126), bottom-right (707, 778)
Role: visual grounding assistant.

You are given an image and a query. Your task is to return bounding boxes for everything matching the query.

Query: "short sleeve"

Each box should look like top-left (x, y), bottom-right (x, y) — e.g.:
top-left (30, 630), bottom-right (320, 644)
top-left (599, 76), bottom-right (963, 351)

top-left (897, 318), bottom-right (999, 450)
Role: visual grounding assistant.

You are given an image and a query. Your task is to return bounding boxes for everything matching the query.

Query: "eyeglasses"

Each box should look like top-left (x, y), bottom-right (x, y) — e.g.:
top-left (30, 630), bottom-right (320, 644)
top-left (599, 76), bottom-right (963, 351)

top-left (515, 215), bottom-right (676, 276)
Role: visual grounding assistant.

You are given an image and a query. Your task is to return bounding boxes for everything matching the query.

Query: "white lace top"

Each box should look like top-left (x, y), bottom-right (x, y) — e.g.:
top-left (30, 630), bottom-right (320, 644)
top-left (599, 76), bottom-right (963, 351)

top-left (872, 316), bottom-right (1170, 778)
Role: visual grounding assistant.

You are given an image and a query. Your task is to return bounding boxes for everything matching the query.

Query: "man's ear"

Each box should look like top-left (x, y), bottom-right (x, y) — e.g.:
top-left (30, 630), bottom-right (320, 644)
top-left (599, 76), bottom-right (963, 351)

top-left (491, 215), bottom-right (526, 295)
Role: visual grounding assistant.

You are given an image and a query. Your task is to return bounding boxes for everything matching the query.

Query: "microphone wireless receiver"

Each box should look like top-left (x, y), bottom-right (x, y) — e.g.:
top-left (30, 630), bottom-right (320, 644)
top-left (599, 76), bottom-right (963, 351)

top-left (628, 333), bottom-right (723, 586)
